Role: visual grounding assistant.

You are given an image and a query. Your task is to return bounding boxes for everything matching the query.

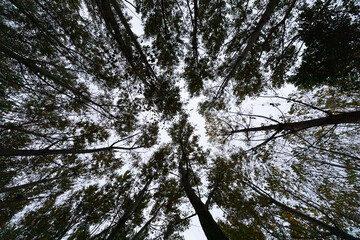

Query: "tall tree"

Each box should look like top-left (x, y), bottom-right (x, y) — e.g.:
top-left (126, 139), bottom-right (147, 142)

top-left (1, 0), bottom-right (359, 239)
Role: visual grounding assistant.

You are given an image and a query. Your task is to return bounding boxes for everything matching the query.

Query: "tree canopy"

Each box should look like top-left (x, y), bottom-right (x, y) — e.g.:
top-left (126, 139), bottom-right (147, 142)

top-left (1, 0), bottom-right (359, 239)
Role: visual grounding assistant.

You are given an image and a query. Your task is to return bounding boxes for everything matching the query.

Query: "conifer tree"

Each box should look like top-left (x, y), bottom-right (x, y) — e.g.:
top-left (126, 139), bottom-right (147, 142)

top-left (1, 0), bottom-right (359, 239)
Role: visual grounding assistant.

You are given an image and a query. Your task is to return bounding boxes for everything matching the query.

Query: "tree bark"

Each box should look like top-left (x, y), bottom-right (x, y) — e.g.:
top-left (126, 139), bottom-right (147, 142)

top-left (178, 148), bottom-right (229, 240)
top-left (231, 111), bottom-right (360, 134)
top-left (0, 146), bottom-right (137, 157)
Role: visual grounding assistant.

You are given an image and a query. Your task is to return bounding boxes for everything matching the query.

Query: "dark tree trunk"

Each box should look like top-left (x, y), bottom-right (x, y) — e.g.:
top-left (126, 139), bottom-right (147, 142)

top-left (216, 0), bottom-right (280, 97)
top-left (0, 146), bottom-right (137, 157)
top-left (89, 178), bottom-right (152, 240)
top-left (268, 195), bottom-right (359, 240)
top-left (107, 179), bottom-right (152, 239)
top-left (178, 151), bottom-right (229, 240)
top-left (231, 111), bottom-right (360, 133)
top-left (0, 176), bottom-right (61, 193)
top-left (247, 180), bottom-right (359, 240)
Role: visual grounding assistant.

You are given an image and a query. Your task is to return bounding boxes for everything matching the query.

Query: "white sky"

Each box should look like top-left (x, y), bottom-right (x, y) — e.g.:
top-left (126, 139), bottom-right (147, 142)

top-left (124, 3), bottom-right (208, 238)
top-left (124, 2), bottom-right (298, 239)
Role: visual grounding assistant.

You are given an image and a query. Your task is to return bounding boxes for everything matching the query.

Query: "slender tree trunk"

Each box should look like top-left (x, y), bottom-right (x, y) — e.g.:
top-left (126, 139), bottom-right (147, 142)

top-left (0, 146), bottom-right (136, 157)
top-left (216, 0), bottom-right (280, 97)
top-left (110, 0), bottom-right (158, 83)
top-left (94, 0), bottom-right (154, 88)
top-left (179, 150), bottom-right (229, 240)
top-left (0, 176), bottom-right (60, 193)
top-left (268, 196), bottom-right (359, 240)
top-left (192, 0), bottom-right (199, 64)
top-left (0, 42), bottom-right (102, 111)
top-left (231, 111), bottom-right (360, 134)
top-left (95, 0), bottom-right (134, 65)
top-left (92, 178), bottom-right (153, 240)
top-left (0, 124), bottom-right (50, 139)
top-left (130, 204), bottom-right (162, 240)
top-left (247, 180), bottom-right (359, 240)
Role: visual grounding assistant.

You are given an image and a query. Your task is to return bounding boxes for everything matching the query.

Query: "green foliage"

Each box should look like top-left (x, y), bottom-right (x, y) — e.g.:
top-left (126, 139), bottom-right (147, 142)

top-left (291, 0), bottom-right (360, 91)
top-left (1, 0), bottom-right (359, 239)
top-left (135, 0), bottom-right (184, 69)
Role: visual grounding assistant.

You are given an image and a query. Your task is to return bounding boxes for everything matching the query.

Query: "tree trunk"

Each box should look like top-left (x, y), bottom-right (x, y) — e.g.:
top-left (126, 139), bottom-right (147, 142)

top-left (107, 179), bottom-right (152, 239)
top-left (179, 151), bottom-right (229, 240)
top-left (247, 180), bottom-right (359, 240)
top-left (110, 0), bottom-right (158, 83)
top-left (0, 146), bottom-right (136, 157)
top-left (268, 195), bottom-right (359, 240)
top-left (90, 178), bottom-right (153, 240)
top-left (216, 0), bottom-right (280, 97)
top-left (0, 176), bottom-right (61, 193)
top-left (231, 111), bottom-right (360, 133)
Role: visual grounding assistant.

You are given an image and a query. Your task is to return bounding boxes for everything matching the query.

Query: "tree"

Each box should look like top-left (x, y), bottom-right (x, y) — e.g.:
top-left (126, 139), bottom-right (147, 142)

top-left (1, 0), bottom-right (359, 239)
top-left (170, 116), bottom-right (229, 240)
top-left (290, 0), bottom-right (360, 91)
top-left (207, 87), bottom-right (360, 239)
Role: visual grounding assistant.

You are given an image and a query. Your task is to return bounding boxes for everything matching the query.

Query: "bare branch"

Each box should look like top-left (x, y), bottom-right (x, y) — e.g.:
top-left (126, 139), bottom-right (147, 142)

top-left (260, 95), bottom-right (333, 115)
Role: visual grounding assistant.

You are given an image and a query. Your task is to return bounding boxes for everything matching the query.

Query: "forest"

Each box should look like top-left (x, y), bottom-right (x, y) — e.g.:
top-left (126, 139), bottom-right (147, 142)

top-left (0, 0), bottom-right (359, 239)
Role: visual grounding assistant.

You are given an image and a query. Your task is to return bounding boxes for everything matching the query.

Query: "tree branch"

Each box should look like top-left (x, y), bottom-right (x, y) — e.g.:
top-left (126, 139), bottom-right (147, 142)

top-left (216, 0), bottom-right (280, 98)
top-left (229, 111), bottom-right (360, 134)
top-left (178, 142), bottom-right (229, 240)
top-left (0, 176), bottom-right (62, 193)
top-left (260, 95), bottom-right (333, 115)
top-left (243, 178), bottom-right (359, 240)
top-left (0, 145), bottom-right (141, 157)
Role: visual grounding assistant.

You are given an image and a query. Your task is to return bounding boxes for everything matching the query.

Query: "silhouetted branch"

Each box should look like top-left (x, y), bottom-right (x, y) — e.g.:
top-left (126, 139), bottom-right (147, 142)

top-left (216, 0), bottom-right (280, 98)
top-left (229, 111), bottom-right (360, 134)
